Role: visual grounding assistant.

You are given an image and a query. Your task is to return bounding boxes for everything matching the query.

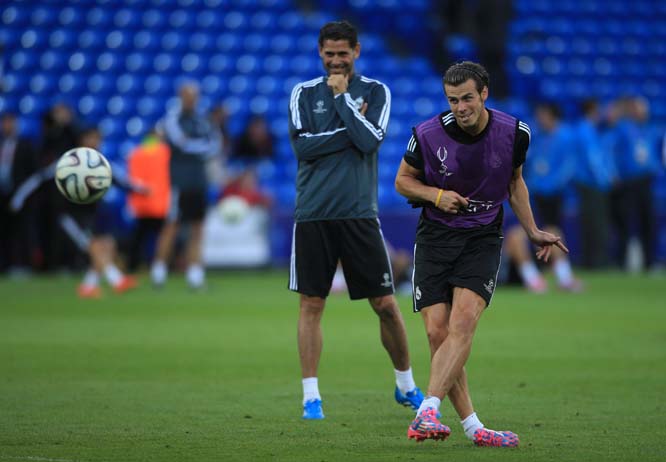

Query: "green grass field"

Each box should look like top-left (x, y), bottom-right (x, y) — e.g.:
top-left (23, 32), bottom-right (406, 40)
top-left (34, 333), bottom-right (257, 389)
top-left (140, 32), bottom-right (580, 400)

top-left (0, 271), bottom-right (664, 462)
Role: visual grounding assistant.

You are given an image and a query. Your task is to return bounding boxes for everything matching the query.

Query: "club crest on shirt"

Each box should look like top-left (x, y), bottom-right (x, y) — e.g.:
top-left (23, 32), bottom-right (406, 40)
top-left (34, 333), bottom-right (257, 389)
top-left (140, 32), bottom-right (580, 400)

top-left (313, 100), bottom-right (327, 114)
top-left (436, 146), bottom-right (454, 176)
top-left (354, 97), bottom-right (364, 110)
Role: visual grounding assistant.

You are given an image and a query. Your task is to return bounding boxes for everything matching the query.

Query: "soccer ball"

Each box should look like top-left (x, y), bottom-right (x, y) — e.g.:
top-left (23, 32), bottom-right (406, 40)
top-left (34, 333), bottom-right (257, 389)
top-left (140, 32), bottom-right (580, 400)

top-left (55, 147), bottom-right (113, 204)
top-left (217, 195), bottom-right (250, 223)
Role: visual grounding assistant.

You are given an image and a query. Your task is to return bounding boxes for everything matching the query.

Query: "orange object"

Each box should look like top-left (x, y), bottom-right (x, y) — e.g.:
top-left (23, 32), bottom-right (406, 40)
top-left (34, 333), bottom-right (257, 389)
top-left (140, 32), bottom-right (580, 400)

top-left (113, 275), bottom-right (138, 294)
top-left (127, 136), bottom-right (171, 218)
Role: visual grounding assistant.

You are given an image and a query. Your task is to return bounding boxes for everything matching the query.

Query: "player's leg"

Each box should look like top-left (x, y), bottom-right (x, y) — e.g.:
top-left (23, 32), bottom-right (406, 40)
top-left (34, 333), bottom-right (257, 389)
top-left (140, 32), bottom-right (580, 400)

top-left (290, 221), bottom-right (339, 419)
top-left (182, 190), bottom-right (207, 289)
top-left (420, 303), bottom-right (474, 419)
top-left (340, 219), bottom-right (423, 410)
top-left (151, 189), bottom-right (181, 286)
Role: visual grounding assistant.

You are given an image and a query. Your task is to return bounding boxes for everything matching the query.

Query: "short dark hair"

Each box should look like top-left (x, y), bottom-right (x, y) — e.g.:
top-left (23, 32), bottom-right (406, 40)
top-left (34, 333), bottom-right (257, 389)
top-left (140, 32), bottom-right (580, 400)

top-left (536, 101), bottom-right (562, 119)
top-left (318, 20), bottom-right (358, 48)
top-left (443, 61), bottom-right (490, 93)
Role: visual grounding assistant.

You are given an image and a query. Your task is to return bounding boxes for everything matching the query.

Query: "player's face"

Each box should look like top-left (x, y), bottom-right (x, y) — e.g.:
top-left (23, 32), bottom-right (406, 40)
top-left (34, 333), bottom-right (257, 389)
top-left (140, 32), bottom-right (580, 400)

top-left (318, 39), bottom-right (360, 77)
top-left (444, 79), bottom-right (489, 135)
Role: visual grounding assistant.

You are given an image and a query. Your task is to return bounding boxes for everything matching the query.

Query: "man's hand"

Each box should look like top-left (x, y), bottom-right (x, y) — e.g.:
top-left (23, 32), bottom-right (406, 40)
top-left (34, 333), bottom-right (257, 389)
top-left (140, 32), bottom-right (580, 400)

top-left (434, 189), bottom-right (469, 214)
top-left (527, 229), bottom-right (569, 262)
top-left (327, 74), bottom-right (348, 95)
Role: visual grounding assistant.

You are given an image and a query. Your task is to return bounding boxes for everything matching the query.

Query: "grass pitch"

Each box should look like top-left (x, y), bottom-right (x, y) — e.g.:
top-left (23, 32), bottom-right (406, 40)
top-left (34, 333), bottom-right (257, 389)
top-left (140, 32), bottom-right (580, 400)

top-left (0, 270), bottom-right (664, 462)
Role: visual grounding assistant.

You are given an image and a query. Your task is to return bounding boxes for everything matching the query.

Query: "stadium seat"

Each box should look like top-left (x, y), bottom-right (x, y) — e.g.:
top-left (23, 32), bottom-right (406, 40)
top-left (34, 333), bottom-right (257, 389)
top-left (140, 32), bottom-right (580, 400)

top-left (1, 5), bottom-right (30, 27)
top-left (134, 30), bottom-right (160, 51)
top-left (114, 8), bottom-right (142, 29)
top-left (224, 11), bottom-right (249, 31)
top-left (236, 55), bottom-right (260, 74)
top-left (208, 54), bottom-right (233, 74)
top-left (168, 9), bottom-right (196, 29)
top-left (48, 28), bottom-right (77, 49)
top-left (215, 33), bottom-right (241, 53)
top-left (153, 53), bottom-right (178, 73)
top-left (86, 6), bottom-right (112, 28)
top-left (78, 29), bottom-right (106, 50)
top-left (116, 73), bottom-right (143, 95)
top-left (196, 10), bottom-right (217, 29)
top-left (142, 9), bottom-right (168, 29)
top-left (58, 6), bottom-right (84, 27)
top-left (125, 52), bottom-right (152, 73)
top-left (106, 30), bottom-right (132, 50)
top-left (86, 73), bottom-right (115, 95)
top-left (263, 55), bottom-right (287, 73)
top-left (136, 96), bottom-right (164, 119)
top-left (269, 34), bottom-right (296, 54)
top-left (189, 32), bottom-right (215, 52)
top-left (58, 73), bottom-right (86, 96)
top-left (78, 95), bottom-right (107, 119)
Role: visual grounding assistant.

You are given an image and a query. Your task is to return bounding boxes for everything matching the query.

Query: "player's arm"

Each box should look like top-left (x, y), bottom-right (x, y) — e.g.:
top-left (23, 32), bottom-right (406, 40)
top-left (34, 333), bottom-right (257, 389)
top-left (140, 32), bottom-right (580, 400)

top-left (332, 82), bottom-right (388, 154)
top-left (9, 162), bottom-right (56, 212)
top-left (288, 84), bottom-right (353, 161)
top-left (394, 134), bottom-right (468, 213)
top-left (161, 112), bottom-right (217, 157)
top-left (110, 164), bottom-right (149, 194)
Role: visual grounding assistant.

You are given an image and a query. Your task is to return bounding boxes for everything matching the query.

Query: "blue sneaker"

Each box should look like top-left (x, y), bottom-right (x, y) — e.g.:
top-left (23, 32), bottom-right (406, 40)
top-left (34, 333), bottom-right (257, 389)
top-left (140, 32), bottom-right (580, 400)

top-left (395, 386), bottom-right (424, 411)
top-left (302, 399), bottom-right (324, 419)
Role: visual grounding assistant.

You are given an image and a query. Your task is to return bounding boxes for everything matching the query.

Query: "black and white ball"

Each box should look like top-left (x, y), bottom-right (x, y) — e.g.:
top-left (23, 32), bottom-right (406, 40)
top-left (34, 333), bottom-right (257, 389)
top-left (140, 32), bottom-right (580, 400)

top-left (55, 147), bottom-right (112, 204)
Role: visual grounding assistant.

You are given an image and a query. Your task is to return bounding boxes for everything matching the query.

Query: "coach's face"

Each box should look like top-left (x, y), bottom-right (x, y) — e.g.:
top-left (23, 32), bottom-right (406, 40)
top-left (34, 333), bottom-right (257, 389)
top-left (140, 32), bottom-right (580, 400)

top-left (444, 79), bottom-right (489, 135)
top-left (319, 39), bottom-right (360, 78)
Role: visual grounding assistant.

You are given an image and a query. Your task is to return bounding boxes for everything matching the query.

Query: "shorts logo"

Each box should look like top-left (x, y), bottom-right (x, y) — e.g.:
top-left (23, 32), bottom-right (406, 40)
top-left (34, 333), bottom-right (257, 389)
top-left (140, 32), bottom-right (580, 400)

top-left (415, 286), bottom-right (422, 300)
top-left (381, 273), bottom-right (392, 288)
top-left (483, 279), bottom-right (495, 294)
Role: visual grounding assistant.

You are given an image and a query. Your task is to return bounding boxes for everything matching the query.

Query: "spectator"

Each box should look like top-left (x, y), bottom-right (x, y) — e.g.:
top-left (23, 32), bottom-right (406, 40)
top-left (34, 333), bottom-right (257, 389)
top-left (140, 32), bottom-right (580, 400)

top-left (233, 114), bottom-right (275, 160)
top-left (0, 112), bottom-right (37, 274)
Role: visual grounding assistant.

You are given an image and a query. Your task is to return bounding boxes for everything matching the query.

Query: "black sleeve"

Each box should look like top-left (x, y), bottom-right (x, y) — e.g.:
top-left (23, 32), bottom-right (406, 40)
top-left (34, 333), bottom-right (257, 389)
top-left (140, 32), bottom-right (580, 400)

top-left (403, 130), bottom-right (424, 170)
top-left (513, 120), bottom-right (531, 168)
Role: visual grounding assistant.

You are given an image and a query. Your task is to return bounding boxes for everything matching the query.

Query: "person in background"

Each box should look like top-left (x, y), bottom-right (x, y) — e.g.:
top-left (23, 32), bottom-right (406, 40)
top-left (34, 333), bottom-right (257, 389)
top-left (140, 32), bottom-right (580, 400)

top-left (126, 130), bottom-right (171, 273)
top-left (10, 127), bottom-right (142, 297)
top-left (38, 103), bottom-right (82, 271)
top-left (0, 112), bottom-right (37, 275)
top-left (573, 99), bottom-right (615, 269)
top-left (523, 102), bottom-right (581, 291)
top-left (150, 82), bottom-right (218, 290)
top-left (609, 96), bottom-right (663, 271)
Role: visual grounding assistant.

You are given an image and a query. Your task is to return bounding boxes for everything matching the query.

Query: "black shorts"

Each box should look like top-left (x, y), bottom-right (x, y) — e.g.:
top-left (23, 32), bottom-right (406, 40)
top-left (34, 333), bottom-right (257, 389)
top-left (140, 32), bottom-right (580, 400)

top-left (533, 195), bottom-right (562, 228)
top-left (412, 223), bottom-right (502, 311)
top-left (289, 219), bottom-right (395, 300)
top-left (167, 188), bottom-right (207, 223)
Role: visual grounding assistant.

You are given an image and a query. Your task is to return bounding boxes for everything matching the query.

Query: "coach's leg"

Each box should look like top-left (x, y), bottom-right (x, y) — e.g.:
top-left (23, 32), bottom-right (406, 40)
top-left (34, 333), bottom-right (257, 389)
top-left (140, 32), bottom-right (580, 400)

top-left (298, 295), bottom-right (326, 378)
top-left (369, 295), bottom-right (410, 371)
top-left (421, 303), bottom-right (474, 419)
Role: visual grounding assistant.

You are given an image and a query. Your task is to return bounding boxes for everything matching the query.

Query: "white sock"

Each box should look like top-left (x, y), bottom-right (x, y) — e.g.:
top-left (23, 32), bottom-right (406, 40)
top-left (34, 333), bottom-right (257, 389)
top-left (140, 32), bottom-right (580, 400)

top-left (151, 260), bottom-right (167, 284)
top-left (186, 264), bottom-right (205, 288)
top-left (82, 269), bottom-right (99, 287)
top-left (554, 259), bottom-right (573, 285)
top-left (461, 412), bottom-right (484, 440)
top-left (395, 367), bottom-right (417, 395)
top-left (417, 396), bottom-right (441, 415)
top-left (104, 264), bottom-right (123, 286)
top-left (518, 261), bottom-right (541, 285)
top-left (302, 377), bottom-right (321, 404)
